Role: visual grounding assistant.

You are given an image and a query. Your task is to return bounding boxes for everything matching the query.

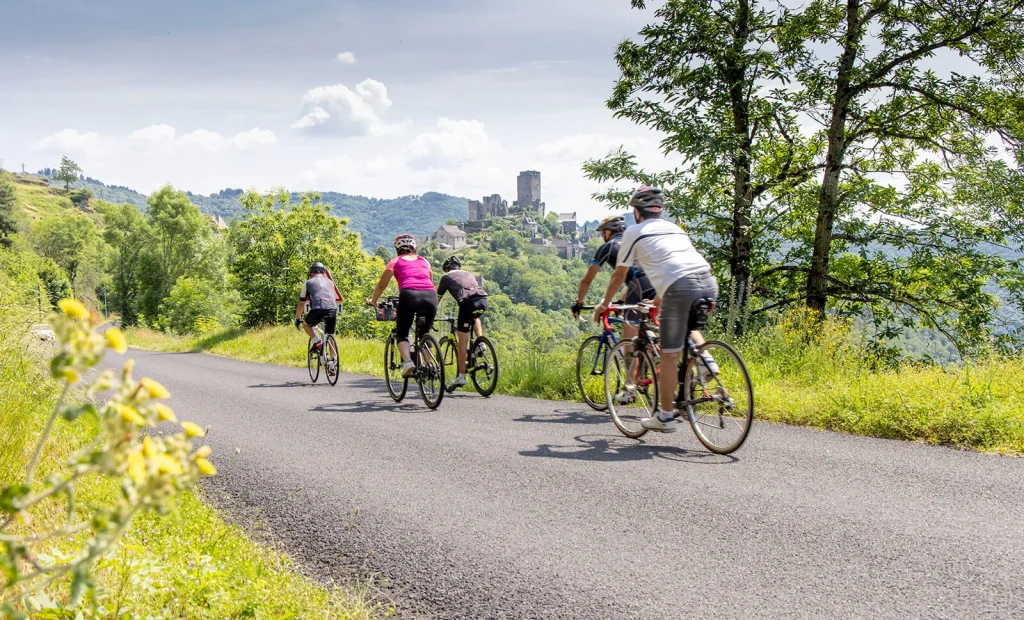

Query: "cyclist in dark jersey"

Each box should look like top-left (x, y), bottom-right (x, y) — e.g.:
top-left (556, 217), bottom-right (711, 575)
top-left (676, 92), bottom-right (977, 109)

top-left (294, 262), bottom-right (339, 351)
top-left (572, 214), bottom-right (656, 340)
top-left (437, 255), bottom-right (487, 388)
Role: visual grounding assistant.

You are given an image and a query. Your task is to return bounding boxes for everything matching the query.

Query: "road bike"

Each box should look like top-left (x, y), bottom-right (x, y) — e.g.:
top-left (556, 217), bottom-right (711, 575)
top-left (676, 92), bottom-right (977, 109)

top-left (374, 296), bottom-right (445, 409)
top-left (597, 304), bottom-right (661, 435)
top-left (604, 300), bottom-right (753, 454)
top-left (305, 318), bottom-right (340, 386)
top-left (577, 304), bottom-right (661, 411)
top-left (436, 317), bottom-right (499, 397)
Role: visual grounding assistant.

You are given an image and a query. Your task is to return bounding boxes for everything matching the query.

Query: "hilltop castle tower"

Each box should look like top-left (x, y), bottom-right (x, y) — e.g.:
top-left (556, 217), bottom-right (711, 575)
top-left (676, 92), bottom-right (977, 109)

top-left (516, 170), bottom-right (543, 216)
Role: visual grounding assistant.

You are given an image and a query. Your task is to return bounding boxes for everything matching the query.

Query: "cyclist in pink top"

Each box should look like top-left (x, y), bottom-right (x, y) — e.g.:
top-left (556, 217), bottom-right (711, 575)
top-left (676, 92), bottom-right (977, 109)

top-left (366, 234), bottom-right (439, 377)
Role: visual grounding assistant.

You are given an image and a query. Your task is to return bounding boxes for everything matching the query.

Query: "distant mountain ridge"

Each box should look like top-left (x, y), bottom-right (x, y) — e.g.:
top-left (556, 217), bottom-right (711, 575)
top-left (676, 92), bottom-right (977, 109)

top-left (41, 173), bottom-right (470, 250)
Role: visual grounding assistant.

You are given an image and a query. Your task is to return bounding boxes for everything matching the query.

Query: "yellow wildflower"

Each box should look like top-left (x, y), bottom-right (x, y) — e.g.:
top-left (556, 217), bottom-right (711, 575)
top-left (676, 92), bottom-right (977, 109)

top-left (142, 436), bottom-right (156, 458)
top-left (105, 328), bottom-right (128, 354)
top-left (128, 452), bottom-right (146, 484)
top-left (154, 403), bottom-right (177, 423)
top-left (181, 422), bottom-right (205, 438)
top-left (195, 458), bottom-right (217, 476)
top-left (140, 377), bottom-right (170, 399)
top-left (154, 454), bottom-right (182, 475)
top-left (193, 445), bottom-right (212, 459)
top-left (58, 298), bottom-right (89, 320)
top-left (116, 404), bottom-right (145, 426)
top-left (60, 368), bottom-right (80, 383)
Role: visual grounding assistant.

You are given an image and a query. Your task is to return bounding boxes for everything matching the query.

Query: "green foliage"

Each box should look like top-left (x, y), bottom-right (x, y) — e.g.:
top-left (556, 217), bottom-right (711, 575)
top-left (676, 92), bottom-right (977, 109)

top-left (30, 213), bottom-right (106, 298)
top-left (67, 188), bottom-right (92, 207)
top-left (490, 229), bottom-right (525, 256)
top-left (229, 189), bottom-right (382, 333)
top-left (137, 186), bottom-right (218, 326)
top-left (0, 177), bottom-right (17, 239)
top-left (53, 156), bottom-right (81, 192)
top-left (158, 276), bottom-right (237, 334)
top-left (97, 202), bottom-right (150, 326)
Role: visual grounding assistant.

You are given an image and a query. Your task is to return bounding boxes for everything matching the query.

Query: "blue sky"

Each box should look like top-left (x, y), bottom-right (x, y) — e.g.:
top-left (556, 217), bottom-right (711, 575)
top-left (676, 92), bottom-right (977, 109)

top-left (2, 0), bottom-right (672, 218)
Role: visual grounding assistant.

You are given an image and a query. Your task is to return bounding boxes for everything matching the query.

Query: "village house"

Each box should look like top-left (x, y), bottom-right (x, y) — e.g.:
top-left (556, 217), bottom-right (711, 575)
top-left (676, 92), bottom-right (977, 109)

top-left (557, 212), bottom-right (578, 235)
top-left (435, 224), bottom-right (467, 249)
top-left (554, 238), bottom-right (585, 260)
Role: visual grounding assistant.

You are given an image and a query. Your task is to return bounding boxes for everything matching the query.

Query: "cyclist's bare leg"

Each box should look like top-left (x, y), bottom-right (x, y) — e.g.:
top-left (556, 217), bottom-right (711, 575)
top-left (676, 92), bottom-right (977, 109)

top-left (456, 330), bottom-right (470, 374)
top-left (302, 323), bottom-right (318, 342)
top-left (398, 339), bottom-right (412, 364)
top-left (690, 330), bottom-right (705, 346)
top-left (473, 318), bottom-right (483, 339)
top-left (659, 350), bottom-right (681, 414)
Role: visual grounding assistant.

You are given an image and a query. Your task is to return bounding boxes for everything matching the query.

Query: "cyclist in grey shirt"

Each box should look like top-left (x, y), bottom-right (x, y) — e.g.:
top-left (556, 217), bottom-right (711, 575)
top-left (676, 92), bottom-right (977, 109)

top-left (294, 262), bottom-right (339, 351)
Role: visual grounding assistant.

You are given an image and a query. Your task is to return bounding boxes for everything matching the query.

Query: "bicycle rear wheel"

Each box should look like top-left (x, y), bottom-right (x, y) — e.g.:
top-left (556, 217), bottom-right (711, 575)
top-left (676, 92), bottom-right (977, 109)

top-left (416, 334), bottom-right (445, 409)
top-left (469, 336), bottom-right (498, 397)
top-left (307, 337), bottom-right (320, 383)
top-left (325, 335), bottom-right (340, 386)
top-left (604, 340), bottom-right (658, 439)
top-left (576, 335), bottom-right (609, 411)
top-left (384, 335), bottom-right (407, 402)
top-left (440, 337), bottom-right (458, 393)
top-left (682, 340), bottom-right (753, 454)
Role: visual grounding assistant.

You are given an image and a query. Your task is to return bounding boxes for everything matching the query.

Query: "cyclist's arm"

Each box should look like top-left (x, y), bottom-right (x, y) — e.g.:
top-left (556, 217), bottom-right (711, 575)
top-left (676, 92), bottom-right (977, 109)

top-left (436, 274), bottom-right (449, 300)
top-left (295, 283), bottom-right (308, 321)
top-left (367, 270), bottom-right (394, 306)
top-left (575, 263), bottom-right (601, 305)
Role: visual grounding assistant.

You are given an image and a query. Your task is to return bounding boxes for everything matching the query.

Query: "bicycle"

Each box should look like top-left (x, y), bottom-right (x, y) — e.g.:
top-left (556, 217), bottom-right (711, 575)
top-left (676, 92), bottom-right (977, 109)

top-left (574, 305), bottom-right (624, 410)
top-left (436, 317), bottom-right (499, 397)
top-left (373, 296), bottom-right (445, 409)
top-left (305, 317), bottom-right (340, 386)
top-left (604, 300), bottom-right (753, 454)
top-left (598, 304), bottom-right (661, 436)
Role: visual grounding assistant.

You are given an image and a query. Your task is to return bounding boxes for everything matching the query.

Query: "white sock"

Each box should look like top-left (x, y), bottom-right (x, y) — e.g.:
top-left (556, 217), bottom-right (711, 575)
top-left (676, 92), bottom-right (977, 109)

top-left (655, 408), bottom-right (673, 422)
top-left (314, 337), bottom-right (322, 344)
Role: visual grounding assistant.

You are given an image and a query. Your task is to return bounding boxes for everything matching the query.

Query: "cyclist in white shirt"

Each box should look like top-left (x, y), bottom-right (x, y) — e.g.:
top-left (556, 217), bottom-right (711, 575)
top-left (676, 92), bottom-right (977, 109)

top-left (593, 187), bottom-right (719, 433)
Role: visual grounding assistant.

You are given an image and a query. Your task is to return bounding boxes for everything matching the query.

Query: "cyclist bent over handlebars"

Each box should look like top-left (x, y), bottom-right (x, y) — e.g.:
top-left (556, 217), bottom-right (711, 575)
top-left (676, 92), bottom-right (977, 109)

top-left (366, 234), bottom-right (438, 378)
top-left (437, 255), bottom-right (488, 389)
top-left (593, 187), bottom-right (718, 433)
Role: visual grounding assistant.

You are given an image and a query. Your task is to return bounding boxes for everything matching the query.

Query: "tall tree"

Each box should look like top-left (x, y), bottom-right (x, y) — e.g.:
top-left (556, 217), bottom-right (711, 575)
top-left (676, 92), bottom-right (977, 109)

top-left (97, 202), bottom-right (150, 325)
top-left (584, 0), bottom-right (815, 334)
top-left (54, 156), bottom-right (82, 192)
top-left (785, 0), bottom-right (1024, 349)
top-left (31, 213), bottom-right (106, 296)
top-left (137, 185), bottom-right (214, 323)
top-left (230, 189), bottom-right (382, 332)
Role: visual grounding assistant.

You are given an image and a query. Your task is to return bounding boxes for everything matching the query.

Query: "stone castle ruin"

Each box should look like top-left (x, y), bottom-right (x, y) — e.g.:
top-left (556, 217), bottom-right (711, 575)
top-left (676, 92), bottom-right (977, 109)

top-left (468, 171), bottom-right (546, 222)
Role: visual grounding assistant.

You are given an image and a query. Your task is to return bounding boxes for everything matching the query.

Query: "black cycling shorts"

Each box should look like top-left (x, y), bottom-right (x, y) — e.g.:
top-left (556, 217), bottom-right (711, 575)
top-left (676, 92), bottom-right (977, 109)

top-left (304, 308), bottom-right (337, 334)
top-left (456, 295), bottom-right (487, 333)
top-left (396, 288), bottom-right (438, 340)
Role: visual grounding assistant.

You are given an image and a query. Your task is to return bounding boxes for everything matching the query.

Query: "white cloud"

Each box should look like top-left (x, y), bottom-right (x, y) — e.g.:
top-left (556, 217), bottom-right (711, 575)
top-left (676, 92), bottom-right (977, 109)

top-left (405, 118), bottom-right (500, 169)
top-left (336, 51), bottom-right (357, 65)
top-left (292, 79), bottom-right (404, 137)
top-left (536, 132), bottom-right (654, 162)
top-left (33, 125), bottom-right (278, 156)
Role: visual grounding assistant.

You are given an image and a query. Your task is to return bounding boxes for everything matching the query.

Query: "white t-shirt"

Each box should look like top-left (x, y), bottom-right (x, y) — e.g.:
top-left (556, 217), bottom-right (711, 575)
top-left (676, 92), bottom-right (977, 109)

top-left (617, 218), bottom-right (711, 296)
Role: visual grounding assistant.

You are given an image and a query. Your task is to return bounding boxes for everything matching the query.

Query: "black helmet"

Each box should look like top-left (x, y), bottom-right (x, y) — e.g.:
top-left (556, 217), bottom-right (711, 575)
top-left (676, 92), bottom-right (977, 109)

top-left (309, 262), bottom-right (327, 274)
top-left (628, 186), bottom-right (665, 214)
top-left (442, 256), bottom-right (461, 272)
top-left (597, 214), bottom-right (627, 234)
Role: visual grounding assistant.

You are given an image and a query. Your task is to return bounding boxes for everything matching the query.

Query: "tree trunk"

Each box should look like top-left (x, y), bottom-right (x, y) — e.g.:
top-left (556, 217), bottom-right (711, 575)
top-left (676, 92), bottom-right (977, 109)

top-left (728, 0), bottom-right (754, 335)
top-left (806, 0), bottom-right (862, 313)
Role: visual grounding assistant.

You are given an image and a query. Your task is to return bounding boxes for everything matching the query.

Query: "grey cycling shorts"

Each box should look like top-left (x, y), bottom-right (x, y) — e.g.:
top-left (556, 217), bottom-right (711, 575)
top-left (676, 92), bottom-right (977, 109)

top-left (659, 269), bottom-right (718, 353)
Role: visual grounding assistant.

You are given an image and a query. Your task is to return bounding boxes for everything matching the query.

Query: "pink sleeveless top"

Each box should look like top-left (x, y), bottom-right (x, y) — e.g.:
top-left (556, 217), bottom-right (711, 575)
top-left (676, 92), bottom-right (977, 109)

top-left (386, 255), bottom-right (434, 290)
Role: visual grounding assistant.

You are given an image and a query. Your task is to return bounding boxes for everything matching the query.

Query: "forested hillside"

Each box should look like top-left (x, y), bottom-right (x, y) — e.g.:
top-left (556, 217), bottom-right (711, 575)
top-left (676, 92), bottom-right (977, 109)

top-left (36, 171), bottom-right (469, 250)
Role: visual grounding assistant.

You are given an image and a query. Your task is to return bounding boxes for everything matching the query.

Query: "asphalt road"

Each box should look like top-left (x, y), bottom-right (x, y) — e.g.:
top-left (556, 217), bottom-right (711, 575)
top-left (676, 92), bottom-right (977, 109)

top-left (108, 349), bottom-right (1024, 619)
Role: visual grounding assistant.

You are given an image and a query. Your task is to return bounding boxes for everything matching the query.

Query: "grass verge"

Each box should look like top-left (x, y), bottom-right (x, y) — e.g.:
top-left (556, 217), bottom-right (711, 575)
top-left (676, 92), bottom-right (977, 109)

top-left (2, 316), bottom-right (386, 617)
top-left (126, 315), bottom-right (1024, 455)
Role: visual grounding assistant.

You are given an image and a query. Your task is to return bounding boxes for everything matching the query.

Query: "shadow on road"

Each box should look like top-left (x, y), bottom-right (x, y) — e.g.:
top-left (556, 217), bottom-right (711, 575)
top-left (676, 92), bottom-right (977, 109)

top-left (514, 408), bottom-right (610, 426)
top-left (519, 433), bottom-right (738, 464)
top-left (248, 381), bottom-right (323, 389)
top-left (311, 400), bottom-right (424, 414)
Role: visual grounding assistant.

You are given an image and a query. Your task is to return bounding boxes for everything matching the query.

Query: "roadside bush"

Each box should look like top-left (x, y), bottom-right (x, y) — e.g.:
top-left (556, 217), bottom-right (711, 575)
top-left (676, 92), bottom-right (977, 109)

top-left (158, 276), bottom-right (237, 334)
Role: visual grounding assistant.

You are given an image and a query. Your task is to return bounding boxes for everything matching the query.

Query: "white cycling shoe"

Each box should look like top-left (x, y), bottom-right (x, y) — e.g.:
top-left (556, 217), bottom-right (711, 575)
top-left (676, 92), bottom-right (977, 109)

top-left (640, 411), bottom-right (677, 433)
top-left (400, 361), bottom-right (416, 377)
top-left (449, 375), bottom-right (468, 389)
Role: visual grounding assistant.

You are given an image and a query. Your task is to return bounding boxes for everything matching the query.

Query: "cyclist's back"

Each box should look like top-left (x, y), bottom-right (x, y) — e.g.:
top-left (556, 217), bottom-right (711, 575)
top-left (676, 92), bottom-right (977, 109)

top-left (618, 217), bottom-right (711, 300)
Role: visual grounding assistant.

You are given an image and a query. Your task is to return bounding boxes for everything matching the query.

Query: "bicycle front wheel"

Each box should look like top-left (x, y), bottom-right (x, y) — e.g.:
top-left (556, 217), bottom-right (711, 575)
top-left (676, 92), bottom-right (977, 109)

top-left (307, 337), bottom-right (320, 383)
top-left (325, 335), bottom-right (340, 386)
top-left (576, 335), bottom-right (609, 411)
top-left (682, 340), bottom-right (753, 454)
top-left (604, 340), bottom-right (658, 439)
top-left (384, 335), bottom-right (408, 402)
top-left (469, 336), bottom-right (498, 397)
top-left (416, 334), bottom-right (445, 409)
